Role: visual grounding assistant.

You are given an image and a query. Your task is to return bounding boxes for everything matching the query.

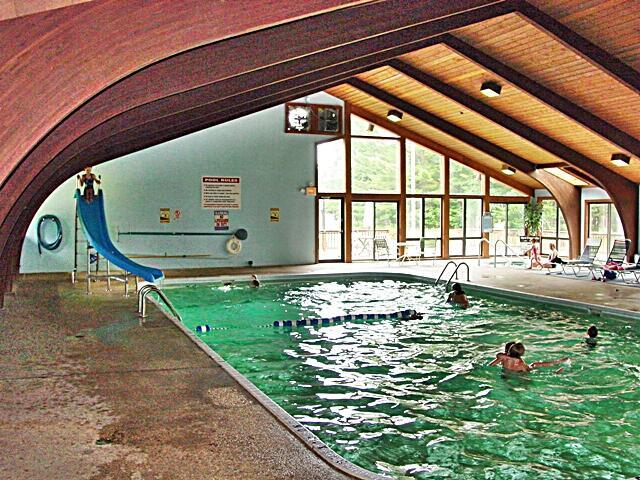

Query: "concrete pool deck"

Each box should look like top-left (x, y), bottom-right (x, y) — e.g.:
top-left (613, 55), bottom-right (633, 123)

top-left (1, 262), bottom-right (639, 479)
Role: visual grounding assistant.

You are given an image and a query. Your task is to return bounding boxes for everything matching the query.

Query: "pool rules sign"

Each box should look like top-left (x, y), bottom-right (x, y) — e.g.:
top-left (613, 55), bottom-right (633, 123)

top-left (201, 176), bottom-right (241, 209)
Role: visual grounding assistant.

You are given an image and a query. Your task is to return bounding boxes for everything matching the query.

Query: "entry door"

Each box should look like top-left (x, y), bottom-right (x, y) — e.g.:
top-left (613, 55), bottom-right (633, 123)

top-left (318, 198), bottom-right (344, 261)
top-left (351, 201), bottom-right (398, 260)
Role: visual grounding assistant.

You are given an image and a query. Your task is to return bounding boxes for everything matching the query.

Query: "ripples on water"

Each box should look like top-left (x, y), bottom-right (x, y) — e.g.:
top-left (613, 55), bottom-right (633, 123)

top-left (167, 279), bottom-right (640, 479)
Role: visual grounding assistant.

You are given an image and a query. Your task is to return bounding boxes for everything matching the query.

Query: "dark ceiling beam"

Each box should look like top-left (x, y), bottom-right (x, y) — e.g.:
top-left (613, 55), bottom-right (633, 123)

top-left (387, 59), bottom-right (629, 190)
top-left (386, 59), bottom-right (640, 207)
top-left (534, 162), bottom-right (569, 169)
top-left (514, 0), bottom-right (640, 95)
top-left (349, 104), bottom-right (535, 196)
top-left (528, 169), bottom-right (581, 258)
top-left (442, 34), bottom-right (640, 159)
top-left (347, 78), bottom-right (535, 173)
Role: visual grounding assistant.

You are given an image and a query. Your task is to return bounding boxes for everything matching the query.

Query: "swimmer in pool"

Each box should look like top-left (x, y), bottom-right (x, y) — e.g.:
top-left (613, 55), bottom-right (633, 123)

top-left (492, 342), bottom-right (569, 372)
top-left (447, 283), bottom-right (469, 309)
top-left (585, 325), bottom-right (598, 346)
top-left (250, 274), bottom-right (260, 288)
top-left (489, 341), bottom-right (516, 366)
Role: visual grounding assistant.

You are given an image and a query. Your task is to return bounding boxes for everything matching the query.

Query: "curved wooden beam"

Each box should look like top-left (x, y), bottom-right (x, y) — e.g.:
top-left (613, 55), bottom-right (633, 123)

top-left (529, 170), bottom-right (581, 258)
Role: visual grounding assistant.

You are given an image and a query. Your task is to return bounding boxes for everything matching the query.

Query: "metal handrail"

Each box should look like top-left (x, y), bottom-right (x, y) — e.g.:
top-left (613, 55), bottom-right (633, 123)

top-left (477, 238), bottom-right (491, 266)
top-left (493, 239), bottom-right (521, 268)
top-left (436, 261), bottom-right (458, 285)
top-left (445, 262), bottom-right (470, 291)
top-left (138, 284), bottom-right (182, 322)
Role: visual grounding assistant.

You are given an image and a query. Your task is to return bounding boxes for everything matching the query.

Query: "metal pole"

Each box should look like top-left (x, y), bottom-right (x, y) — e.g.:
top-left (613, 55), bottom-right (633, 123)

top-left (106, 260), bottom-right (111, 291)
top-left (86, 247), bottom-right (91, 294)
top-left (124, 272), bottom-right (129, 298)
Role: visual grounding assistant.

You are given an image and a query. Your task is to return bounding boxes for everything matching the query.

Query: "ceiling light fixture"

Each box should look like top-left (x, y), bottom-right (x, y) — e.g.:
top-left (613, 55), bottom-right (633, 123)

top-left (501, 165), bottom-right (516, 175)
top-left (387, 109), bottom-right (403, 122)
top-left (480, 80), bottom-right (502, 97)
top-left (611, 153), bottom-right (630, 167)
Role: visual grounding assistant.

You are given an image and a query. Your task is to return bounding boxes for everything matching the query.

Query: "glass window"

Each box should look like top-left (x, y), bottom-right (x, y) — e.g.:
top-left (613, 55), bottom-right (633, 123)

top-left (317, 139), bottom-right (346, 193)
top-left (449, 198), bottom-right (463, 239)
top-left (450, 160), bottom-right (484, 195)
top-left (588, 202), bottom-right (625, 261)
top-left (489, 203), bottom-right (506, 252)
top-left (351, 138), bottom-right (401, 194)
top-left (507, 204), bottom-right (525, 247)
top-left (351, 201), bottom-right (398, 261)
top-left (423, 198), bottom-right (441, 240)
top-left (406, 141), bottom-right (444, 194)
top-left (318, 199), bottom-right (343, 261)
top-left (351, 115), bottom-right (399, 138)
top-left (465, 198), bottom-right (482, 238)
top-left (490, 178), bottom-right (526, 196)
top-left (406, 198), bottom-right (422, 239)
top-left (540, 199), bottom-right (570, 257)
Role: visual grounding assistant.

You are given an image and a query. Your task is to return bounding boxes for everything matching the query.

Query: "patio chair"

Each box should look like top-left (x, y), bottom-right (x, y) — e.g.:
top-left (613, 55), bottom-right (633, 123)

top-left (590, 239), bottom-right (631, 280)
top-left (617, 253), bottom-right (640, 284)
top-left (560, 238), bottom-right (602, 277)
top-left (373, 238), bottom-right (392, 265)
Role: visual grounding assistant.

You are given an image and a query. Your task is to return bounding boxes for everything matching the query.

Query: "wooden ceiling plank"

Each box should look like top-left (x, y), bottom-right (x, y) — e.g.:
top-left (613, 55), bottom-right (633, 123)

top-left (442, 34), bottom-right (640, 159)
top-left (515, 1), bottom-right (640, 94)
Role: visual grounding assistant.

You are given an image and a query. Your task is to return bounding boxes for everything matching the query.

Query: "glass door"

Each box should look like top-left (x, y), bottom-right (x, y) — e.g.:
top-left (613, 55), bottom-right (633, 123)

top-left (351, 201), bottom-right (398, 260)
top-left (587, 202), bottom-right (624, 261)
top-left (318, 198), bottom-right (343, 261)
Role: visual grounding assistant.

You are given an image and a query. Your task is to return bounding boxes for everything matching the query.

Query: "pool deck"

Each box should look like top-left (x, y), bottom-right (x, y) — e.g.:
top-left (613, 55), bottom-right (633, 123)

top-left (1, 262), bottom-right (638, 479)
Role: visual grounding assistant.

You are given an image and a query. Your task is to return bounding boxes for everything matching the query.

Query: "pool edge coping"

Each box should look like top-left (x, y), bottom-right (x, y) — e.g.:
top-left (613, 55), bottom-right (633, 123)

top-left (148, 295), bottom-right (390, 480)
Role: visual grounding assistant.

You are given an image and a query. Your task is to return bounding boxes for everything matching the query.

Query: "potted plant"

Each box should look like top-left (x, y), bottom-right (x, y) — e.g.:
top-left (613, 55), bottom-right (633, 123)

top-left (524, 199), bottom-right (543, 237)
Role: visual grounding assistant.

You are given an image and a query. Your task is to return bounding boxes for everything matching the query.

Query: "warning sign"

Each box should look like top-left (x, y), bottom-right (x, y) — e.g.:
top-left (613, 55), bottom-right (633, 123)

top-left (214, 210), bottom-right (229, 231)
top-left (201, 176), bottom-right (241, 209)
top-left (160, 208), bottom-right (170, 224)
top-left (270, 208), bottom-right (280, 223)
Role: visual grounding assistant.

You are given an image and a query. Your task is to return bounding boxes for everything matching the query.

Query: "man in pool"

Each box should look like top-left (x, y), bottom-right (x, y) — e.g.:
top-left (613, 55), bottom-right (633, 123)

top-left (491, 342), bottom-right (569, 372)
top-left (447, 283), bottom-right (469, 309)
top-left (250, 274), bottom-right (260, 288)
top-left (585, 325), bottom-right (598, 346)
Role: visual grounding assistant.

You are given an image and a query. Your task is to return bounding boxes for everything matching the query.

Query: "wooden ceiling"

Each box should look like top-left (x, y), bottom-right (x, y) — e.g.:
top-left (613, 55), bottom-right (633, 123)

top-left (327, 3), bottom-right (640, 183)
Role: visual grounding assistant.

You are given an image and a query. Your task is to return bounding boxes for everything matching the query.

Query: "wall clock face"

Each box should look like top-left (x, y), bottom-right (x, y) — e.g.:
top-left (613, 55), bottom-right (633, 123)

top-left (287, 105), bottom-right (312, 132)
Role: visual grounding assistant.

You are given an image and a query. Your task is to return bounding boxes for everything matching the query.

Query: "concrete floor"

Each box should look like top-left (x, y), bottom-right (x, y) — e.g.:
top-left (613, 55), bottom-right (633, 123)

top-left (1, 262), bottom-right (638, 479)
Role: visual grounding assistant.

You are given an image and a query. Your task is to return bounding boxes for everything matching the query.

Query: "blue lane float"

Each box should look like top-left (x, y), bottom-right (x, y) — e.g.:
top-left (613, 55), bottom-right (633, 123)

top-left (196, 325), bottom-right (212, 333)
top-left (273, 309), bottom-right (417, 328)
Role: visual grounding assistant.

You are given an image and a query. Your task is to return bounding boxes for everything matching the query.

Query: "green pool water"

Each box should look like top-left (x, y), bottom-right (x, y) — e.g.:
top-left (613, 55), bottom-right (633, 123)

top-left (165, 278), bottom-right (640, 479)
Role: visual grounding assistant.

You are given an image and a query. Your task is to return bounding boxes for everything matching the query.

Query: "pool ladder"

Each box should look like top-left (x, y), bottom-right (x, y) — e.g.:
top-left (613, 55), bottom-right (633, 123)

top-left (137, 283), bottom-right (182, 322)
top-left (436, 261), bottom-right (470, 291)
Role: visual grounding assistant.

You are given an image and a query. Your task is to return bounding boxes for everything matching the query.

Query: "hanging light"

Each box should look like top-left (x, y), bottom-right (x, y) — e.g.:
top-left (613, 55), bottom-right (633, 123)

top-left (480, 80), bottom-right (502, 97)
top-left (387, 109), bottom-right (403, 122)
top-left (611, 153), bottom-right (630, 167)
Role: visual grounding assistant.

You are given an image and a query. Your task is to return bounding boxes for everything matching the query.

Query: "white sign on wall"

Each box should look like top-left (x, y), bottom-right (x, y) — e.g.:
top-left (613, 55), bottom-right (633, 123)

top-left (201, 176), bottom-right (241, 209)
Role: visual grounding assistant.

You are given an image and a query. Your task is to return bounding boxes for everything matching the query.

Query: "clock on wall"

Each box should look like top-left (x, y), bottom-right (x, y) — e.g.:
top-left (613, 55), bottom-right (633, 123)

top-left (284, 102), bottom-right (342, 135)
top-left (286, 105), bottom-right (312, 133)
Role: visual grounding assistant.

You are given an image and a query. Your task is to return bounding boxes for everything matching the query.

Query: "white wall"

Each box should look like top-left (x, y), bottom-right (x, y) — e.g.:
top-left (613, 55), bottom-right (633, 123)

top-left (20, 93), bottom-right (342, 273)
top-left (580, 187), bottom-right (610, 246)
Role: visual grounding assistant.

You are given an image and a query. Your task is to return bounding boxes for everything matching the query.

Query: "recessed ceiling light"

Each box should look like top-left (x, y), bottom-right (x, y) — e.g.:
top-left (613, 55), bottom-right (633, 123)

top-left (387, 109), bottom-right (403, 122)
top-left (480, 80), bottom-right (502, 97)
top-left (611, 153), bottom-right (630, 167)
top-left (501, 165), bottom-right (516, 175)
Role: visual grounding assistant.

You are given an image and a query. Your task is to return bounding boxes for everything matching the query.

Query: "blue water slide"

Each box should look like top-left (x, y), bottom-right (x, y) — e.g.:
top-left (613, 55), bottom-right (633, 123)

top-left (75, 189), bottom-right (164, 283)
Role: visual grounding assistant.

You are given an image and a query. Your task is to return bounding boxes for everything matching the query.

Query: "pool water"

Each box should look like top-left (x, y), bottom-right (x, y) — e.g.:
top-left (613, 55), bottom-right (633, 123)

top-left (165, 278), bottom-right (640, 479)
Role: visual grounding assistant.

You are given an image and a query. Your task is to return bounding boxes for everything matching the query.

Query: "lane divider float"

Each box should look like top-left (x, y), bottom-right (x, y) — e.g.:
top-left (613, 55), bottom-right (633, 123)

top-left (273, 309), bottom-right (418, 328)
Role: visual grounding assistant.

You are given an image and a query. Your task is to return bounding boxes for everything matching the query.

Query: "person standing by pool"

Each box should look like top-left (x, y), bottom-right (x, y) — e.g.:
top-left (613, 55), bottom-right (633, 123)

top-left (79, 166), bottom-right (101, 203)
top-left (447, 283), bottom-right (469, 309)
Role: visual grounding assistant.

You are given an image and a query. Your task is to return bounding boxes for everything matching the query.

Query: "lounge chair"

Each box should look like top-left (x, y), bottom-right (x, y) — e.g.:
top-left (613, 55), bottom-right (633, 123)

top-left (373, 238), bottom-right (392, 265)
top-left (560, 238), bottom-right (602, 277)
top-left (617, 254), bottom-right (640, 284)
top-left (589, 239), bottom-right (631, 280)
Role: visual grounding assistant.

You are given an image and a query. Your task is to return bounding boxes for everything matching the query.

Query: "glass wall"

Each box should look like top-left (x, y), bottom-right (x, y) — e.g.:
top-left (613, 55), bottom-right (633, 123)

top-left (540, 199), bottom-right (570, 257)
top-left (489, 203), bottom-right (526, 255)
top-left (315, 112), bottom-right (534, 262)
top-left (587, 202), bottom-right (624, 261)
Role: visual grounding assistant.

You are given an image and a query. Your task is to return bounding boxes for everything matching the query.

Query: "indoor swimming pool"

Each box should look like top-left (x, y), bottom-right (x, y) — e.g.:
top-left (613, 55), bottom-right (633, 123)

top-left (164, 277), bottom-right (640, 479)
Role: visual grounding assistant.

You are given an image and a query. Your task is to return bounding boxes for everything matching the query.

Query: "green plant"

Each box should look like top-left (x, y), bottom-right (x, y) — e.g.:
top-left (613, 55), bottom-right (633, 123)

top-left (524, 199), bottom-right (543, 235)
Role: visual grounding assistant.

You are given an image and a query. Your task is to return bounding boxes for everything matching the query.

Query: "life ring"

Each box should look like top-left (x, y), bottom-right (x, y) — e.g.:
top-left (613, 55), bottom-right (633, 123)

top-left (226, 237), bottom-right (242, 255)
top-left (37, 214), bottom-right (63, 254)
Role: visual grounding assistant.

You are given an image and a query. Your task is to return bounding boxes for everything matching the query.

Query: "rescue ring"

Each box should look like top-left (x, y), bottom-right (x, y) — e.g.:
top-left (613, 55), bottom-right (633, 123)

top-left (226, 237), bottom-right (242, 255)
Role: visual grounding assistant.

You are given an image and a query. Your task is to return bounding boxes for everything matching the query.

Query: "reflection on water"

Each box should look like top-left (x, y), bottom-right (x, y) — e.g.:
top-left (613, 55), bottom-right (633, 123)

top-left (167, 279), bottom-right (640, 480)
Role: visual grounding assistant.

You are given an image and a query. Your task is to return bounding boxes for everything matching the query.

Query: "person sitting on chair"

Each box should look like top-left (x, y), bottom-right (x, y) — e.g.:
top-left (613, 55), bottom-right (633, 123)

top-left (79, 166), bottom-right (101, 203)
